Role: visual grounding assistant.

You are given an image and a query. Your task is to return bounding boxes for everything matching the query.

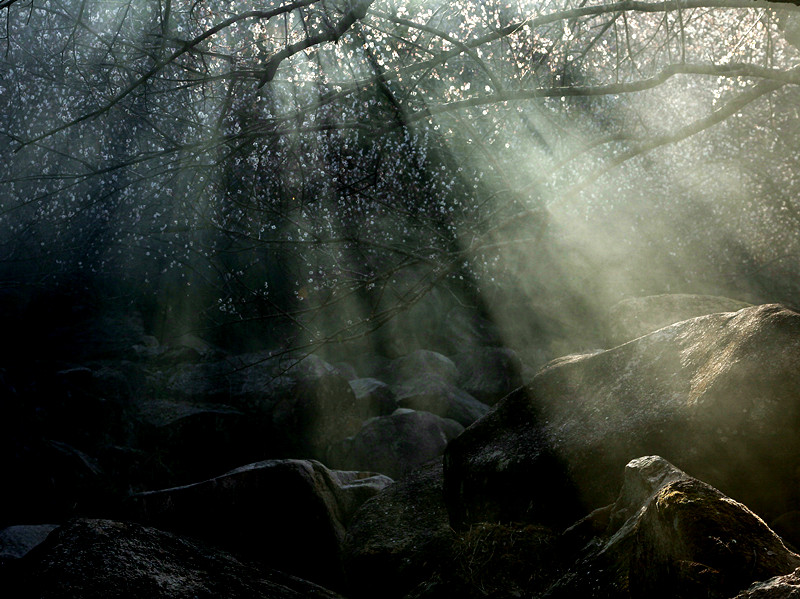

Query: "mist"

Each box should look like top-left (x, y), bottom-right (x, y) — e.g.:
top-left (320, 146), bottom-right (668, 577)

top-left (0, 0), bottom-right (798, 364)
top-left (6, 1), bottom-right (800, 596)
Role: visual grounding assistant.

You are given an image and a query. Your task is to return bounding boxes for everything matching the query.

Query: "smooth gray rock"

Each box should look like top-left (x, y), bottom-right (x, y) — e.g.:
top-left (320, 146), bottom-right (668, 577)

top-left (0, 524), bottom-right (58, 562)
top-left (348, 378), bottom-right (398, 418)
top-left (388, 350), bottom-right (458, 384)
top-left (733, 568), bottom-right (800, 599)
top-left (548, 456), bottom-right (800, 599)
top-left (330, 409), bottom-right (463, 479)
top-left (394, 375), bottom-right (488, 427)
top-left (5, 518), bottom-right (346, 598)
top-left (129, 459), bottom-right (392, 590)
top-left (450, 347), bottom-right (522, 405)
top-left (343, 461), bottom-right (455, 599)
top-left (445, 304), bottom-right (800, 528)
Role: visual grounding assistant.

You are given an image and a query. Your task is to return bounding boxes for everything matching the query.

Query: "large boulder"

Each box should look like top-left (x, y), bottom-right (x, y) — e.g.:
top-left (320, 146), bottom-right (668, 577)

top-left (733, 568), bottom-right (800, 599)
top-left (388, 350), bottom-right (458, 384)
top-left (163, 355), bottom-right (362, 461)
top-left (367, 456), bottom-right (800, 599)
top-left (3, 518), bottom-right (345, 598)
top-left (0, 366), bottom-right (137, 517)
top-left (134, 399), bottom-right (264, 485)
top-left (128, 459), bottom-right (391, 590)
top-left (3, 365), bottom-right (136, 455)
top-left (394, 375), bottom-right (489, 427)
top-left (606, 293), bottom-right (752, 346)
top-left (270, 373), bottom-right (363, 459)
top-left (548, 456), bottom-right (800, 599)
top-left (343, 460), bottom-right (455, 599)
top-left (444, 304), bottom-right (800, 528)
top-left (348, 354), bottom-right (392, 381)
top-left (331, 361), bottom-right (358, 381)
top-left (348, 378), bottom-right (398, 419)
top-left (450, 347), bottom-right (523, 405)
top-left (163, 352), bottom-right (343, 407)
top-left (162, 354), bottom-right (272, 404)
top-left (0, 524), bottom-right (57, 566)
top-left (157, 333), bottom-right (223, 363)
top-left (49, 366), bottom-right (134, 442)
top-left (343, 463), bottom-right (554, 599)
top-left (1, 438), bottom-right (104, 527)
top-left (329, 409), bottom-right (463, 479)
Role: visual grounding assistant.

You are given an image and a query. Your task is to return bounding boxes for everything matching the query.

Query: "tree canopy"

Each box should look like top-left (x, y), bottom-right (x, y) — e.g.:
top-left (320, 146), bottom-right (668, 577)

top-left (2, 0), bottom-right (800, 357)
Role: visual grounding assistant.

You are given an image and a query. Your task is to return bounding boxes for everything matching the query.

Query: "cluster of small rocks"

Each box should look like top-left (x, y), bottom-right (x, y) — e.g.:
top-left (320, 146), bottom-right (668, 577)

top-left (5, 294), bottom-right (800, 599)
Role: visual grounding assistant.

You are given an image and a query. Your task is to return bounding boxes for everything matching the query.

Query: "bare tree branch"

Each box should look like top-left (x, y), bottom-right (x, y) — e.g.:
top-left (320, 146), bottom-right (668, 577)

top-left (562, 76), bottom-right (787, 201)
top-left (384, 62), bottom-right (800, 129)
top-left (257, 0), bottom-right (375, 86)
top-left (13, 0), bottom-right (321, 150)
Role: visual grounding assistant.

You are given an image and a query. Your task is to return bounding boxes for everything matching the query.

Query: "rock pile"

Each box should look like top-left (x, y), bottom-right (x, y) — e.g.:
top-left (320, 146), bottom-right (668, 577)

top-left (6, 295), bottom-right (800, 599)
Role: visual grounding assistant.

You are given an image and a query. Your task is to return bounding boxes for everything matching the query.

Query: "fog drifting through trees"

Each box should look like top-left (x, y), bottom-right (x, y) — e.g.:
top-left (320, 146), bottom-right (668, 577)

top-left (2, 0), bottom-right (800, 360)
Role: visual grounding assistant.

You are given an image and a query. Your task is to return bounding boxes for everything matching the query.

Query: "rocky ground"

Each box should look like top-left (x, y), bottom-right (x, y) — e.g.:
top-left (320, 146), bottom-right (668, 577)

top-left (3, 291), bottom-right (800, 598)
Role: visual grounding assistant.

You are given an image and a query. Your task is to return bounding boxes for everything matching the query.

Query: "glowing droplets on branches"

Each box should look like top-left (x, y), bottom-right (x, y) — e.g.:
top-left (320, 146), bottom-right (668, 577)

top-left (0, 0), bottom-right (799, 349)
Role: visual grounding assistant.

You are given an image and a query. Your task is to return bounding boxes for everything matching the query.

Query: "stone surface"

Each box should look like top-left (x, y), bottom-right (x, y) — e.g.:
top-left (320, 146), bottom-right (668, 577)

top-left (444, 304), bottom-right (800, 528)
top-left (163, 352), bottom-right (337, 404)
top-left (30, 365), bottom-right (135, 449)
top-left (329, 409), bottom-right (463, 479)
top-left (331, 362), bottom-right (358, 381)
top-left (4, 518), bottom-right (345, 598)
top-left (0, 525), bottom-right (58, 564)
top-left (348, 378), bottom-right (398, 419)
top-left (1, 438), bottom-right (104, 528)
top-left (270, 373), bottom-right (363, 459)
top-left (349, 354), bottom-right (392, 381)
top-left (733, 568), bottom-right (800, 599)
top-left (394, 375), bottom-right (489, 427)
top-left (129, 459), bottom-right (391, 590)
top-left (388, 350), bottom-right (458, 384)
top-left (450, 347), bottom-right (523, 405)
top-left (159, 353), bottom-right (363, 462)
top-left (135, 399), bottom-right (263, 485)
top-left (163, 352), bottom-right (279, 404)
top-left (548, 456), bottom-right (800, 599)
top-left (606, 293), bottom-right (752, 346)
top-left (343, 460), bottom-right (455, 599)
